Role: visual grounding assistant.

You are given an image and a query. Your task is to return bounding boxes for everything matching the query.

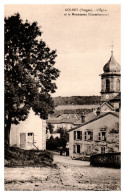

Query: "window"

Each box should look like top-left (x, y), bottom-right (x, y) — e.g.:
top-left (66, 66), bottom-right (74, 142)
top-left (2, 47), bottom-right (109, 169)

top-left (98, 132), bottom-right (101, 141)
top-left (101, 146), bottom-right (105, 153)
top-left (27, 133), bottom-right (34, 144)
top-left (28, 133), bottom-right (33, 136)
top-left (73, 144), bottom-right (81, 154)
top-left (106, 79), bottom-right (110, 92)
top-left (74, 131), bottom-right (82, 140)
top-left (102, 132), bottom-right (106, 141)
top-left (98, 131), bottom-right (106, 141)
top-left (84, 130), bottom-right (93, 141)
top-left (84, 131), bottom-right (87, 140)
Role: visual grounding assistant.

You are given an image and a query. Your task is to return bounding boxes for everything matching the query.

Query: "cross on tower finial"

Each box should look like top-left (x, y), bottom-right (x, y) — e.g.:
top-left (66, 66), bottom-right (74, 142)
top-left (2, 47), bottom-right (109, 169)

top-left (110, 41), bottom-right (114, 55)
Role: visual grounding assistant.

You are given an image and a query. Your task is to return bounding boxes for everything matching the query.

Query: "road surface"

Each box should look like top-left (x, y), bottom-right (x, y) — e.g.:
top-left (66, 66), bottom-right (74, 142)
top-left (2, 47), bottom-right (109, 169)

top-left (4, 154), bottom-right (120, 191)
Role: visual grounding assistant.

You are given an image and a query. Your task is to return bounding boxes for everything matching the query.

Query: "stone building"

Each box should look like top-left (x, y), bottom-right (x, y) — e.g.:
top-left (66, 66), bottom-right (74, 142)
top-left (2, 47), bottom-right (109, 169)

top-left (68, 112), bottom-right (119, 158)
top-left (68, 51), bottom-right (120, 158)
top-left (47, 114), bottom-right (80, 131)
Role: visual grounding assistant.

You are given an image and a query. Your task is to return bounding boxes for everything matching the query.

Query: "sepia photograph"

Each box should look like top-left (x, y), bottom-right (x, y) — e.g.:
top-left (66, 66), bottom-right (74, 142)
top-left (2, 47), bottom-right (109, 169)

top-left (3, 1), bottom-right (122, 191)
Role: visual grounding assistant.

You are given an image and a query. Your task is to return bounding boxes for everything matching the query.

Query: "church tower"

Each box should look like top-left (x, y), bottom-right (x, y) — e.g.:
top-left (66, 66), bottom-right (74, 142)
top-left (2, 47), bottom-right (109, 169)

top-left (100, 50), bottom-right (121, 103)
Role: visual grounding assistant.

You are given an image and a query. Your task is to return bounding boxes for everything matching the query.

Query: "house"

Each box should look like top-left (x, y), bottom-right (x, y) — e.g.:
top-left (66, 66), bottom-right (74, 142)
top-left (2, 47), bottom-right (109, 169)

top-left (68, 112), bottom-right (119, 158)
top-left (47, 114), bottom-right (80, 131)
top-left (46, 130), bottom-right (60, 139)
top-left (10, 109), bottom-right (46, 150)
top-left (68, 50), bottom-right (121, 158)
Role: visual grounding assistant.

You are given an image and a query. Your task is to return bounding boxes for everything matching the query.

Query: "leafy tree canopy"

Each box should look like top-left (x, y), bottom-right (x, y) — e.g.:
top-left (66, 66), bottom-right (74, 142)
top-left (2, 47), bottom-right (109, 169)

top-left (46, 123), bottom-right (54, 134)
top-left (5, 13), bottom-right (60, 143)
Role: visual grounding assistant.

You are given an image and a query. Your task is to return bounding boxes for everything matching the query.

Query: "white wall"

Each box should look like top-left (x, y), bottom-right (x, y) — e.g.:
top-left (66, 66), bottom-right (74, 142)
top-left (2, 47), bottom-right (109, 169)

top-left (10, 110), bottom-right (46, 150)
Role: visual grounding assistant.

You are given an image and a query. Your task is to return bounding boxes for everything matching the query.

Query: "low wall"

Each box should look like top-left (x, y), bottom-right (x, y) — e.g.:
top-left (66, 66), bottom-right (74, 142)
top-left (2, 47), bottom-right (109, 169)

top-left (90, 152), bottom-right (121, 168)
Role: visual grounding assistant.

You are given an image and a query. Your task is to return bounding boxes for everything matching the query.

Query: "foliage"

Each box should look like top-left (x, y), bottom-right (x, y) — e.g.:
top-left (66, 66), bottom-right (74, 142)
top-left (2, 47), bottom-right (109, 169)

top-left (46, 136), bottom-right (61, 151)
top-left (57, 127), bottom-right (69, 149)
top-left (53, 96), bottom-right (101, 107)
top-left (53, 108), bottom-right (93, 116)
top-left (5, 145), bottom-right (54, 167)
top-left (46, 123), bottom-right (54, 134)
top-left (46, 128), bottom-right (69, 151)
top-left (5, 13), bottom-right (60, 143)
top-left (109, 122), bottom-right (119, 134)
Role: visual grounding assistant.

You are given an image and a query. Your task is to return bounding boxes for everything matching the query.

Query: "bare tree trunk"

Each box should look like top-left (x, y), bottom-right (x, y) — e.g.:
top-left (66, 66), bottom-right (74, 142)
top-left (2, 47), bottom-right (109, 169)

top-left (5, 115), bottom-right (11, 146)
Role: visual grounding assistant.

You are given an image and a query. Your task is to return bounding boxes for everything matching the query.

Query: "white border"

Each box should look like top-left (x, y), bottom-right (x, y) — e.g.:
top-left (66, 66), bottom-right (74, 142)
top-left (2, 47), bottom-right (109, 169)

top-left (1, 0), bottom-right (125, 194)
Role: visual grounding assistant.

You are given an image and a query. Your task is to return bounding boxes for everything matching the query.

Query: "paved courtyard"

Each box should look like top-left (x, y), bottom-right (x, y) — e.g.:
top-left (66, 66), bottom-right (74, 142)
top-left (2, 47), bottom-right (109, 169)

top-left (4, 154), bottom-right (120, 191)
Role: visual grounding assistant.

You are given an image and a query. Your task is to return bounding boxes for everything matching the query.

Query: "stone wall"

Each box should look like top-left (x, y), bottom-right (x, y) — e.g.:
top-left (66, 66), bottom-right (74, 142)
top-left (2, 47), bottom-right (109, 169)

top-left (90, 152), bottom-right (121, 168)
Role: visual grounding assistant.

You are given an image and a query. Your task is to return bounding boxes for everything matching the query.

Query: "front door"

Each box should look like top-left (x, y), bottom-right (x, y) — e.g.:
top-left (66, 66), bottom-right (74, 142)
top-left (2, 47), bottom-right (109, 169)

top-left (20, 133), bottom-right (26, 149)
top-left (77, 144), bottom-right (80, 153)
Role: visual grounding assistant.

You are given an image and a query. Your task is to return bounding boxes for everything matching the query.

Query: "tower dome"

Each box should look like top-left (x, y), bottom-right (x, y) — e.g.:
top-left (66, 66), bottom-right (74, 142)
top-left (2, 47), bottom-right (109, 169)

top-left (103, 52), bottom-right (120, 73)
top-left (100, 50), bottom-right (121, 103)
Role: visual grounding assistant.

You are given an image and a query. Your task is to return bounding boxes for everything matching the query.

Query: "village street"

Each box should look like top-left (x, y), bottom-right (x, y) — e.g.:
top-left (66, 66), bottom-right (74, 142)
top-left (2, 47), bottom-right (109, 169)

top-left (4, 154), bottom-right (120, 191)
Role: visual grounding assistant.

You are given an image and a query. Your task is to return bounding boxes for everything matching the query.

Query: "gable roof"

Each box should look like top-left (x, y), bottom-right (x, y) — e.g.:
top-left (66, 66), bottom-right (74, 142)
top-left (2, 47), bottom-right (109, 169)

top-left (100, 102), bottom-right (115, 111)
top-left (47, 113), bottom-right (80, 124)
top-left (68, 112), bottom-right (119, 132)
top-left (60, 117), bottom-right (79, 124)
top-left (74, 111), bottom-right (97, 125)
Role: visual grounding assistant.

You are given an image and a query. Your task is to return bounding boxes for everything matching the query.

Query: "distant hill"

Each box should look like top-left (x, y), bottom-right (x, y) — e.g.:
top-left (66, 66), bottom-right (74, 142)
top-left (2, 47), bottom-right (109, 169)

top-left (53, 96), bottom-right (101, 107)
top-left (55, 104), bottom-right (99, 110)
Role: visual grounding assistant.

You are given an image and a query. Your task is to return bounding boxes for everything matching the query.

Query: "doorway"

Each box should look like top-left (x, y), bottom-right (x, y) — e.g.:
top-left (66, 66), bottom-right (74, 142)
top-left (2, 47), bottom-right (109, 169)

top-left (77, 144), bottom-right (80, 153)
top-left (20, 133), bottom-right (26, 149)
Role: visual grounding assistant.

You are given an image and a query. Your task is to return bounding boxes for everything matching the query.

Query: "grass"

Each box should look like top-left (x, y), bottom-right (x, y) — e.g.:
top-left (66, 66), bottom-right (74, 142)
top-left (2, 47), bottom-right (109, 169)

top-left (5, 144), bottom-right (55, 167)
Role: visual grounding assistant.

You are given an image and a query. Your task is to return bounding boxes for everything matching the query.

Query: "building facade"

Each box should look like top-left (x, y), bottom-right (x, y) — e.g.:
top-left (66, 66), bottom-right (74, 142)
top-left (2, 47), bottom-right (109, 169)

top-left (10, 109), bottom-right (46, 150)
top-left (68, 112), bottom-right (119, 158)
top-left (47, 114), bottom-right (80, 132)
top-left (68, 51), bottom-right (120, 158)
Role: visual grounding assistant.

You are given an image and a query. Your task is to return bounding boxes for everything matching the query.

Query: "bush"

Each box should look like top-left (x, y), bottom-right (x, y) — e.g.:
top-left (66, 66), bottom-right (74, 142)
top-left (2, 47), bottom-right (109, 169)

top-left (5, 146), bottom-right (54, 167)
top-left (46, 128), bottom-right (69, 151)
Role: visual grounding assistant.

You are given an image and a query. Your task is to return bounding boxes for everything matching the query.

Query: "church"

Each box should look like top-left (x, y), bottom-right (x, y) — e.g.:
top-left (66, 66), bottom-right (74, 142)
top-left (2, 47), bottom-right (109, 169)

top-left (68, 50), bottom-right (121, 159)
top-left (100, 50), bottom-right (120, 111)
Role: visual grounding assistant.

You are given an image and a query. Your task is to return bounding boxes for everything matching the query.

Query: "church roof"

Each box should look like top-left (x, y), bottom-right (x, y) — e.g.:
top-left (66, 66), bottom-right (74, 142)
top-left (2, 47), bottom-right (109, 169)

top-left (103, 52), bottom-right (120, 73)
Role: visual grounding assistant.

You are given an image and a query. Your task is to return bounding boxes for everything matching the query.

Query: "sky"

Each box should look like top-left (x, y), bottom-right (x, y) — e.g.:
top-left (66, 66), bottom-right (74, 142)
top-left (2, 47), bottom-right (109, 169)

top-left (4, 4), bottom-right (121, 97)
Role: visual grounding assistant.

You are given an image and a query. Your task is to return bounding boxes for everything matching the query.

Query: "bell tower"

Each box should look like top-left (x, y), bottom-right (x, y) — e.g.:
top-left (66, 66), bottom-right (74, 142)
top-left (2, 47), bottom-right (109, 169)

top-left (100, 49), bottom-right (121, 103)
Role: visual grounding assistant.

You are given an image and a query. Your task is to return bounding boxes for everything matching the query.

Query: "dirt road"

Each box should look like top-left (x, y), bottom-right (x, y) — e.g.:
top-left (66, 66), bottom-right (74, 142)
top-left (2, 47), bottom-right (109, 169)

top-left (4, 154), bottom-right (120, 191)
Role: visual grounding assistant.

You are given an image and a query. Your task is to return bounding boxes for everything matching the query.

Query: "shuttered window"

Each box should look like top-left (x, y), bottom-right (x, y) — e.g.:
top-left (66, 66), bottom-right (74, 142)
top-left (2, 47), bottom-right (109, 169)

top-left (102, 132), bottom-right (106, 141)
top-left (84, 131), bottom-right (87, 140)
top-left (74, 131), bottom-right (76, 140)
top-left (90, 131), bottom-right (93, 141)
top-left (80, 131), bottom-right (82, 140)
top-left (98, 132), bottom-right (106, 141)
top-left (84, 130), bottom-right (93, 141)
top-left (73, 145), bottom-right (76, 153)
top-left (98, 132), bottom-right (101, 141)
top-left (101, 146), bottom-right (105, 153)
top-left (74, 131), bottom-right (82, 140)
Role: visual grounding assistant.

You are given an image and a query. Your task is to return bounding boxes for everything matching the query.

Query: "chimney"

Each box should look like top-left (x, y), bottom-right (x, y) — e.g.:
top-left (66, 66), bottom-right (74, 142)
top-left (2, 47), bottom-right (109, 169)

top-left (81, 114), bottom-right (85, 123)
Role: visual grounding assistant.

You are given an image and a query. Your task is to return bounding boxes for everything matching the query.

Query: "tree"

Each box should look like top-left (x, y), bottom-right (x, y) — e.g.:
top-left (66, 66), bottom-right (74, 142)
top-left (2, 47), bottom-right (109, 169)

top-left (5, 13), bottom-right (60, 145)
top-left (46, 127), bottom-right (69, 151)
top-left (57, 127), bottom-right (69, 150)
top-left (46, 123), bottom-right (54, 134)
